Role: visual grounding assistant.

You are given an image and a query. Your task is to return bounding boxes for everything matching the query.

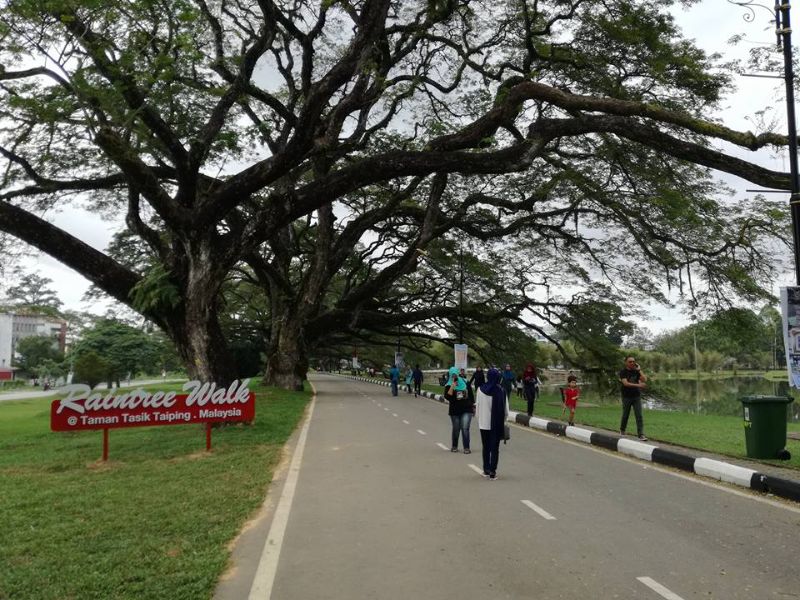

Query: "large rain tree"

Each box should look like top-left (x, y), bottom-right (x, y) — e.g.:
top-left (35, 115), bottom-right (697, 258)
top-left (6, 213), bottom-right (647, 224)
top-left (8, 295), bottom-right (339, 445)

top-left (0, 0), bottom-right (792, 387)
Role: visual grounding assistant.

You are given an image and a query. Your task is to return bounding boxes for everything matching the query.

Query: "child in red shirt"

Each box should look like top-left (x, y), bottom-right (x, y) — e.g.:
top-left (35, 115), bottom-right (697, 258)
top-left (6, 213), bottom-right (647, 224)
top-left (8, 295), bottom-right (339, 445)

top-left (563, 378), bottom-right (580, 426)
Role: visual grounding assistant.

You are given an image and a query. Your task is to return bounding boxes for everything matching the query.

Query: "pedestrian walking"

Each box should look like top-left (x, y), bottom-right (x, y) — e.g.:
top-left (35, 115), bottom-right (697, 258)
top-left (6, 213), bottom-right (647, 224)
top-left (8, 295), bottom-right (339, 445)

top-left (562, 377), bottom-right (580, 426)
top-left (390, 364), bottom-right (400, 397)
top-left (445, 366), bottom-right (474, 453)
top-left (522, 363), bottom-right (539, 416)
top-left (404, 366), bottom-right (413, 393)
top-left (468, 365), bottom-right (485, 390)
top-left (476, 368), bottom-right (508, 480)
top-left (501, 364), bottom-right (515, 401)
top-left (619, 356), bottom-right (648, 440)
top-left (412, 364), bottom-right (423, 397)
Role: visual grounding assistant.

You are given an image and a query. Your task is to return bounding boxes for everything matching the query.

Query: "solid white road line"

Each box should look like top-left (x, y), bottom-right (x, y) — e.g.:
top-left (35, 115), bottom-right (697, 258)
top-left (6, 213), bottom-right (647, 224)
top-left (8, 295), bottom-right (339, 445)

top-left (402, 420), bottom-right (410, 425)
top-left (247, 396), bottom-right (316, 600)
top-left (437, 443), bottom-right (450, 451)
top-left (636, 577), bottom-right (685, 600)
top-left (417, 429), bottom-right (427, 435)
top-left (521, 499), bottom-right (557, 521)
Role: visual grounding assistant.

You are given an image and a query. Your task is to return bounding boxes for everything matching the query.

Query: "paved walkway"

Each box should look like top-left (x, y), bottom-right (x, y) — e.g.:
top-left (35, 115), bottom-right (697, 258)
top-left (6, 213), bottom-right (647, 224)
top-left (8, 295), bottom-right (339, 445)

top-left (217, 373), bottom-right (800, 600)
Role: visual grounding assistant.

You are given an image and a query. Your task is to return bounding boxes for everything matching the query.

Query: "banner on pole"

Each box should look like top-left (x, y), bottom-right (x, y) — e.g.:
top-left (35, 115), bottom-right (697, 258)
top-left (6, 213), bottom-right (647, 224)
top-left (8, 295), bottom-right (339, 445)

top-left (780, 287), bottom-right (800, 388)
top-left (454, 344), bottom-right (468, 371)
top-left (394, 352), bottom-right (404, 369)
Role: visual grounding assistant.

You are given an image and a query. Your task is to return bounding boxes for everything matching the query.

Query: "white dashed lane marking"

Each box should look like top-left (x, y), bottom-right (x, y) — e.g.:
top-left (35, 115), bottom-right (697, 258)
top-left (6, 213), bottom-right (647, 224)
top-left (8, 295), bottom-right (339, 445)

top-left (402, 420), bottom-right (409, 425)
top-left (468, 464), bottom-right (484, 476)
top-left (521, 500), bottom-right (556, 521)
top-left (417, 429), bottom-right (427, 435)
top-left (436, 443), bottom-right (449, 451)
top-left (636, 577), bottom-right (685, 600)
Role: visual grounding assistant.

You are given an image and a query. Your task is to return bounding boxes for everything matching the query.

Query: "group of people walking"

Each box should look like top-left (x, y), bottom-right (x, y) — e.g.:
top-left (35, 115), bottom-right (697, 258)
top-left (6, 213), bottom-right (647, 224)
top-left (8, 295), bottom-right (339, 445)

top-left (389, 364), bottom-right (424, 397)
top-left (386, 355), bottom-right (649, 478)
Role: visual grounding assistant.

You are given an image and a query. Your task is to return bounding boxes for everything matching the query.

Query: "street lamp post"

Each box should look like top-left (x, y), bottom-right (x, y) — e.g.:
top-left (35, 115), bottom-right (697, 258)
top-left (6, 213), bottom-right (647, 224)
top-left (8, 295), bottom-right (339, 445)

top-left (777, 3), bottom-right (800, 284)
top-left (730, 1), bottom-right (800, 282)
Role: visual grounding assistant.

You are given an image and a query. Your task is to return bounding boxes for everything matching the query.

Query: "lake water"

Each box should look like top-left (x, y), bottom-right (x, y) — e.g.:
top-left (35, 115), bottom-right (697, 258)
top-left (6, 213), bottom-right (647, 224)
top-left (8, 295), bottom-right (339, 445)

top-left (551, 376), bottom-right (799, 423)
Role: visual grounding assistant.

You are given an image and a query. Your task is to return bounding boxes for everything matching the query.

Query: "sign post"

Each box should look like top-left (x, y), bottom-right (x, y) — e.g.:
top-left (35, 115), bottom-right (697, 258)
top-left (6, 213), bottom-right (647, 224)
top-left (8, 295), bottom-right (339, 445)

top-left (51, 379), bottom-right (256, 460)
top-left (454, 344), bottom-right (468, 371)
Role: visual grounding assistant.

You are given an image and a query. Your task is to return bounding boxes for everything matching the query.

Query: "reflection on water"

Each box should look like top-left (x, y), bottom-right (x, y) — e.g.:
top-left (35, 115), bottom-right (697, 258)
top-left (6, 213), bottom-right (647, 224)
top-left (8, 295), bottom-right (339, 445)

top-left (646, 377), bottom-right (799, 423)
top-left (570, 376), bottom-right (799, 423)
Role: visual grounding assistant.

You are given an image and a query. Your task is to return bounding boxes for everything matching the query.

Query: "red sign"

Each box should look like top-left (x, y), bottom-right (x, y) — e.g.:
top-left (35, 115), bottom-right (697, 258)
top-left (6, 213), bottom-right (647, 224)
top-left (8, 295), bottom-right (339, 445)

top-left (50, 379), bottom-right (255, 431)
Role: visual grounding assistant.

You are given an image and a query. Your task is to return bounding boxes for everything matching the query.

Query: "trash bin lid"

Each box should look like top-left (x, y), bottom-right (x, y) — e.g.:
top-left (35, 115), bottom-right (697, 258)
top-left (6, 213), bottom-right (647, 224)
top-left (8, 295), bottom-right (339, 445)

top-left (739, 395), bottom-right (794, 405)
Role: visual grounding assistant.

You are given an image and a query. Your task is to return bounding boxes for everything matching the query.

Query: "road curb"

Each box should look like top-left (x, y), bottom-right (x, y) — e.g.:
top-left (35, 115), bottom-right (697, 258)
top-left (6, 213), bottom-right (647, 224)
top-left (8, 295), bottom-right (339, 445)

top-left (340, 374), bottom-right (800, 504)
top-left (510, 410), bottom-right (800, 504)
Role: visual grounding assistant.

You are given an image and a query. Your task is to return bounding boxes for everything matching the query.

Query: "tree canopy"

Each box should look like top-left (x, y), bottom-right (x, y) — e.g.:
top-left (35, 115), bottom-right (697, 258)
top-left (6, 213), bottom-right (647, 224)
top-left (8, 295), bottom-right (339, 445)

top-left (0, 0), bottom-right (793, 387)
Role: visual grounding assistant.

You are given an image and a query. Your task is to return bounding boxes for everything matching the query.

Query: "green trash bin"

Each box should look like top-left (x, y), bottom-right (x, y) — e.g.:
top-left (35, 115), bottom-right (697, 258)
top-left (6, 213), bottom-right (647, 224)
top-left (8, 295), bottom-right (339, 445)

top-left (740, 396), bottom-right (794, 460)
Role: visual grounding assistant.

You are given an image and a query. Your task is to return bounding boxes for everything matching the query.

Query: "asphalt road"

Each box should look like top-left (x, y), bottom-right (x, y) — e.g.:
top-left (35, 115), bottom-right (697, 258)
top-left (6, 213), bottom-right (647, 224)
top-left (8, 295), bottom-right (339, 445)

top-left (226, 374), bottom-right (800, 600)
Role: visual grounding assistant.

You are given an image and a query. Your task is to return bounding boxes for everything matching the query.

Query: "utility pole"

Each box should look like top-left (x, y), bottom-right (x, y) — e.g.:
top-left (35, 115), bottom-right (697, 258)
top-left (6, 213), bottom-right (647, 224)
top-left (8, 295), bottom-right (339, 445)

top-left (776, 3), bottom-right (800, 284)
top-left (458, 245), bottom-right (464, 344)
top-left (694, 325), bottom-right (700, 411)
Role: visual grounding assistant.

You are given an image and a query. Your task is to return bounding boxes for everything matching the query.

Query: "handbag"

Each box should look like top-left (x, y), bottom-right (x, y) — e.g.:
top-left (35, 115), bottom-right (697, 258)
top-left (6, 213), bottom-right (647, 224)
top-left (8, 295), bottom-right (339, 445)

top-left (503, 424), bottom-right (510, 444)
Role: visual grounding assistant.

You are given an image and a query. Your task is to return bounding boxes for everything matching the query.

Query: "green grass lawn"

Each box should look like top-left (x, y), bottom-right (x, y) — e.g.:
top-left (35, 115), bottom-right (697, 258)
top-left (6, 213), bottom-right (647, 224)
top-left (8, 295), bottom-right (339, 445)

top-left (0, 381), bottom-right (311, 600)
top-left (508, 389), bottom-right (800, 471)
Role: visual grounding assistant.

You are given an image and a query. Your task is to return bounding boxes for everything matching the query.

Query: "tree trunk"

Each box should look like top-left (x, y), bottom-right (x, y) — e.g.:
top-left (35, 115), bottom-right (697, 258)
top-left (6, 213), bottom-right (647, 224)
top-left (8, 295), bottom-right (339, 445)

top-left (162, 246), bottom-right (237, 386)
top-left (263, 311), bottom-right (308, 391)
top-left (163, 308), bottom-right (236, 385)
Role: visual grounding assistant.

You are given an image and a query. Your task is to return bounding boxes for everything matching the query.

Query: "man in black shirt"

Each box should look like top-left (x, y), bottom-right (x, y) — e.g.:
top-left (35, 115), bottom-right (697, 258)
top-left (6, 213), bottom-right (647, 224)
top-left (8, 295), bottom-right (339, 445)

top-left (619, 356), bottom-right (648, 441)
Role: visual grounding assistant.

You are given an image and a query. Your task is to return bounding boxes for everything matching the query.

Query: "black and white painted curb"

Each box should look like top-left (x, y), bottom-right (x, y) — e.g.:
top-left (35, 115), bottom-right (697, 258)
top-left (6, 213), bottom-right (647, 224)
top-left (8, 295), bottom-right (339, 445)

top-left (341, 375), bottom-right (800, 504)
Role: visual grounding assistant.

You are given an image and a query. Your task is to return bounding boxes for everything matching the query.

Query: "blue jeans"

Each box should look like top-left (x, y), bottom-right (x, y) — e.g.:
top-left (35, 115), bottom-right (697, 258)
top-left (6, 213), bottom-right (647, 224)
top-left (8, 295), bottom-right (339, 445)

top-left (450, 412), bottom-right (472, 449)
top-left (391, 380), bottom-right (398, 396)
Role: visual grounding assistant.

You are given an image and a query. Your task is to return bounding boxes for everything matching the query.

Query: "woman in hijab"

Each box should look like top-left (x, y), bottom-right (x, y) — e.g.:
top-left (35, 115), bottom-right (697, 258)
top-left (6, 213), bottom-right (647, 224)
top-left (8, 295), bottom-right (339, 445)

top-left (522, 363), bottom-right (539, 416)
top-left (445, 366), bottom-right (474, 453)
top-left (476, 368), bottom-right (509, 480)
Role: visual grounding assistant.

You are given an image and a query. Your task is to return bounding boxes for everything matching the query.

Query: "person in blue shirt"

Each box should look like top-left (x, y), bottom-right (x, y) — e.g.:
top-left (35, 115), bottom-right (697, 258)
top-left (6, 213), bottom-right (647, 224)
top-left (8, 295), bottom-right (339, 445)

top-left (389, 364), bottom-right (400, 396)
top-left (501, 364), bottom-right (516, 401)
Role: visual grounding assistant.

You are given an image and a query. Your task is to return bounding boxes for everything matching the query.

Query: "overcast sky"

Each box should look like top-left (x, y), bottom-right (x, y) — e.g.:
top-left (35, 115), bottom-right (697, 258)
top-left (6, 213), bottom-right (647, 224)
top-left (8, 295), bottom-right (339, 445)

top-left (5, 1), bottom-right (797, 333)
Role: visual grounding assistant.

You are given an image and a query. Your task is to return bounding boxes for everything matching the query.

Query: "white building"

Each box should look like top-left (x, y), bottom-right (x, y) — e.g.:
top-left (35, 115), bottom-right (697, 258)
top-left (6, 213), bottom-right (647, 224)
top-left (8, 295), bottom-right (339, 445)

top-left (0, 312), bottom-right (67, 371)
top-left (0, 313), bottom-right (12, 370)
